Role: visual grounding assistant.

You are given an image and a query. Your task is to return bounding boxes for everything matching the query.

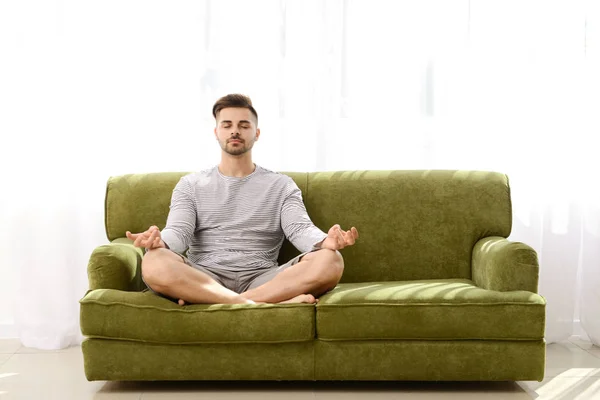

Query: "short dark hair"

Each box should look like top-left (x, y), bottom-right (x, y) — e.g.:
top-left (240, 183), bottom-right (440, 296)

top-left (212, 94), bottom-right (258, 123)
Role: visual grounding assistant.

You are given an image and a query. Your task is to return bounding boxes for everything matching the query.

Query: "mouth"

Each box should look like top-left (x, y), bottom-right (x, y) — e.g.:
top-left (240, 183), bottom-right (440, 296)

top-left (228, 139), bottom-right (243, 144)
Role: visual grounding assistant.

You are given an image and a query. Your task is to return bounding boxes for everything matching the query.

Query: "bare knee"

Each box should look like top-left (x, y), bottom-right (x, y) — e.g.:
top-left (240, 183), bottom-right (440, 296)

top-left (310, 249), bottom-right (344, 286)
top-left (142, 248), bottom-right (179, 289)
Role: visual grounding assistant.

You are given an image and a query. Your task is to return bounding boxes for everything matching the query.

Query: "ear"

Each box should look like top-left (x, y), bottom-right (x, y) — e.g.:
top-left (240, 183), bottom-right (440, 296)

top-left (214, 126), bottom-right (218, 140)
top-left (255, 128), bottom-right (261, 141)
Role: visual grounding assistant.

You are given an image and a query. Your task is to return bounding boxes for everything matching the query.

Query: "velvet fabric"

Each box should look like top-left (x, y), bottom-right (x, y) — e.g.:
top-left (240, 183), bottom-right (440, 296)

top-left (105, 172), bottom-right (190, 241)
top-left (81, 338), bottom-right (544, 381)
top-left (87, 240), bottom-right (144, 291)
top-left (472, 236), bottom-right (540, 292)
top-left (303, 170), bottom-right (511, 282)
top-left (105, 170), bottom-right (512, 284)
top-left (81, 169), bottom-right (545, 382)
top-left (80, 289), bottom-right (315, 343)
top-left (315, 340), bottom-right (545, 381)
top-left (82, 339), bottom-right (315, 381)
top-left (316, 280), bottom-right (545, 340)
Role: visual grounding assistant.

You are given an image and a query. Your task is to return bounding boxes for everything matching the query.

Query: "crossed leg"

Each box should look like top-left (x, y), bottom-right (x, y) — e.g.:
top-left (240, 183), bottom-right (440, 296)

top-left (142, 249), bottom-right (253, 304)
top-left (240, 249), bottom-right (344, 303)
top-left (141, 248), bottom-right (344, 305)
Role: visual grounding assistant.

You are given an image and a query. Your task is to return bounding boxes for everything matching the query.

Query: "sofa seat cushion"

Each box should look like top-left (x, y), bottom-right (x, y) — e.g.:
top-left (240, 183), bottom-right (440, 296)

top-left (80, 289), bottom-right (315, 344)
top-left (316, 279), bottom-right (545, 340)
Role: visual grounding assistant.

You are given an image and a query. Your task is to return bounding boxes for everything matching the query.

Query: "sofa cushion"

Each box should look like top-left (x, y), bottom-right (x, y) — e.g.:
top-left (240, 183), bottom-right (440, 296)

top-left (316, 279), bottom-right (545, 340)
top-left (80, 289), bottom-right (315, 344)
top-left (305, 170), bottom-right (512, 282)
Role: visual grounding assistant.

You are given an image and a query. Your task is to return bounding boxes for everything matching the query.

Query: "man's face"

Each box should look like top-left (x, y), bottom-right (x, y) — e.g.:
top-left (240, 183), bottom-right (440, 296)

top-left (214, 107), bottom-right (260, 156)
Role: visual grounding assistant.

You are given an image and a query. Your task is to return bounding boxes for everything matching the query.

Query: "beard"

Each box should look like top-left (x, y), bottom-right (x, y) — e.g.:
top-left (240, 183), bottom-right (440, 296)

top-left (220, 137), bottom-right (255, 156)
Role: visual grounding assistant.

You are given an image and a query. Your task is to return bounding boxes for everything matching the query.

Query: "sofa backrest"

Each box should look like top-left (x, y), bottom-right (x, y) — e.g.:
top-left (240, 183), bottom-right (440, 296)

top-left (105, 170), bottom-right (511, 282)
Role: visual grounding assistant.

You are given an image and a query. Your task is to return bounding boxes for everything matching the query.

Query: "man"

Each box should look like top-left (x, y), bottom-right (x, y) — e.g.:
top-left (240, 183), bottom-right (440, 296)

top-left (126, 94), bottom-right (359, 305)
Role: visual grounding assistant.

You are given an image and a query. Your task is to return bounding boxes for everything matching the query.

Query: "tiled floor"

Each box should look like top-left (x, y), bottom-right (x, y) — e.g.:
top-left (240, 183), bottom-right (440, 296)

top-left (0, 337), bottom-right (599, 399)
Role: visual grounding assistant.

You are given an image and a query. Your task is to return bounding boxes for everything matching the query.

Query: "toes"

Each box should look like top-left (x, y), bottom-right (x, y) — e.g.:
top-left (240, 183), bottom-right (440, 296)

top-left (178, 299), bottom-right (185, 306)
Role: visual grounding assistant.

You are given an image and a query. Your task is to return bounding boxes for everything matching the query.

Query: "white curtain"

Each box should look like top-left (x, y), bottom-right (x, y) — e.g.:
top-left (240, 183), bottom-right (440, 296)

top-left (1, 0), bottom-right (598, 349)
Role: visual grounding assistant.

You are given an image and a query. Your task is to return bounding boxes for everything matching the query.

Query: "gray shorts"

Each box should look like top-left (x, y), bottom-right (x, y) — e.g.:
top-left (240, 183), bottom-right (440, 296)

top-left (143, 250), bottom-right (314, 302)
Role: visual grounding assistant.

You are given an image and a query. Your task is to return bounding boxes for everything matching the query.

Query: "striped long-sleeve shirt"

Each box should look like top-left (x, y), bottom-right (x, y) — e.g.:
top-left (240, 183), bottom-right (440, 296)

top-left (161, 165), bottom-right (328, 272)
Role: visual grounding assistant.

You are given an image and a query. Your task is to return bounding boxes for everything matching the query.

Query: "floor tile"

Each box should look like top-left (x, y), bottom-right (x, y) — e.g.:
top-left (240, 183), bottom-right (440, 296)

top-left (140, 381), bottom-right (314, 399)
top-left (518, 376), bottom-right (600, 400)
top-left (545, 341), bottom-right (600, 377)
top-left (586, 347), bottom-right (600, 359)
top-left (312, 381), bottom-right (530, 399)
top-left (15, 345), bottom-right (82, 354)
top-left (0, 353), bottom-right (87, 383)
top-left (570, 336), bottom-right (598, 351)
top-left (0, 381), bottom-right (142, 400)
top-left (0, 354), bottom-right (12, 368)
top-left (0, 340), bottom-right (20, 354)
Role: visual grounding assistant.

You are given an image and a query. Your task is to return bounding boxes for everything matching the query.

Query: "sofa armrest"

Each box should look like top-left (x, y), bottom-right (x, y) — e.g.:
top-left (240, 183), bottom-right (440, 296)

top-left (87, 238), bottom-right (145, 291)
top-left (472, 236), bottom-right (539, 293)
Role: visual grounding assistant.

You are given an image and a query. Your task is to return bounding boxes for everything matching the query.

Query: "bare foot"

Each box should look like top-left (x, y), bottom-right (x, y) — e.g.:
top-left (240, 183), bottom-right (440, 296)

top-left (178, 299), bottom-right (186, 306)
top-left (279, 294), bottom-right (317, 304)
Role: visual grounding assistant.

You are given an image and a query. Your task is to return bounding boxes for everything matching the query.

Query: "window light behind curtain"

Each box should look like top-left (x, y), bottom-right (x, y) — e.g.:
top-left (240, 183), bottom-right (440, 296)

top-left (0, 0), bottom-right (598, 348)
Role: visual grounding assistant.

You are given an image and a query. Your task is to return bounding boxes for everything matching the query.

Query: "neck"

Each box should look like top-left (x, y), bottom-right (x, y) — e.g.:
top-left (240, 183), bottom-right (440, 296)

top-left (218, 154), bottom-right (256, 178)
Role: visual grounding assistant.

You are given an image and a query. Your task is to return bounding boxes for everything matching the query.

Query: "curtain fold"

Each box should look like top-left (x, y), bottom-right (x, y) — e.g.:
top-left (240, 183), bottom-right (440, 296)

top-left (1, 0), bottom-right (598, 348)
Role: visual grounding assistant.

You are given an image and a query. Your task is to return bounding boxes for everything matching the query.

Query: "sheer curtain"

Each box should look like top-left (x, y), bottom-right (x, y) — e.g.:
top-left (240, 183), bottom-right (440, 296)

top-left (0, 0), bottom-right (598, 349)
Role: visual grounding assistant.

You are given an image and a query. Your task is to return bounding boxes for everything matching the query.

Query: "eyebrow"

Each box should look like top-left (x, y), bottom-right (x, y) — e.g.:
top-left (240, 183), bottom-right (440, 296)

top-left (220, 120), bottom-right (252, 125)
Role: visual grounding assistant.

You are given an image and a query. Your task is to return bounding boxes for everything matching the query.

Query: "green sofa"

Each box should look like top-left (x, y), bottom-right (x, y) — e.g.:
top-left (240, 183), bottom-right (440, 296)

top-left (80, 170), bottom-right (546, 381)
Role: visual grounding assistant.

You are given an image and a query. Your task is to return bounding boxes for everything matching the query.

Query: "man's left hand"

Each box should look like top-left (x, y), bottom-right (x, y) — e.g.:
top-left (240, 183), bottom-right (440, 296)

top-left (320, 224), bottom-right (359, 251)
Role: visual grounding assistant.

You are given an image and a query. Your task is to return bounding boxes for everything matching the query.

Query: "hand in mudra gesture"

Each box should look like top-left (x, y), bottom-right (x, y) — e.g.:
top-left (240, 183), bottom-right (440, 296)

top-left (126, 225), bottom-right (166, 250)
top-left (321, 224), bottom-right (359, 251)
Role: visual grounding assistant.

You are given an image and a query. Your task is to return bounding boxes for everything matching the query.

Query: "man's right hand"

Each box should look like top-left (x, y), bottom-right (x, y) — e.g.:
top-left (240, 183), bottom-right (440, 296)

top-left (126, 225), bottom-right (167, 250)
